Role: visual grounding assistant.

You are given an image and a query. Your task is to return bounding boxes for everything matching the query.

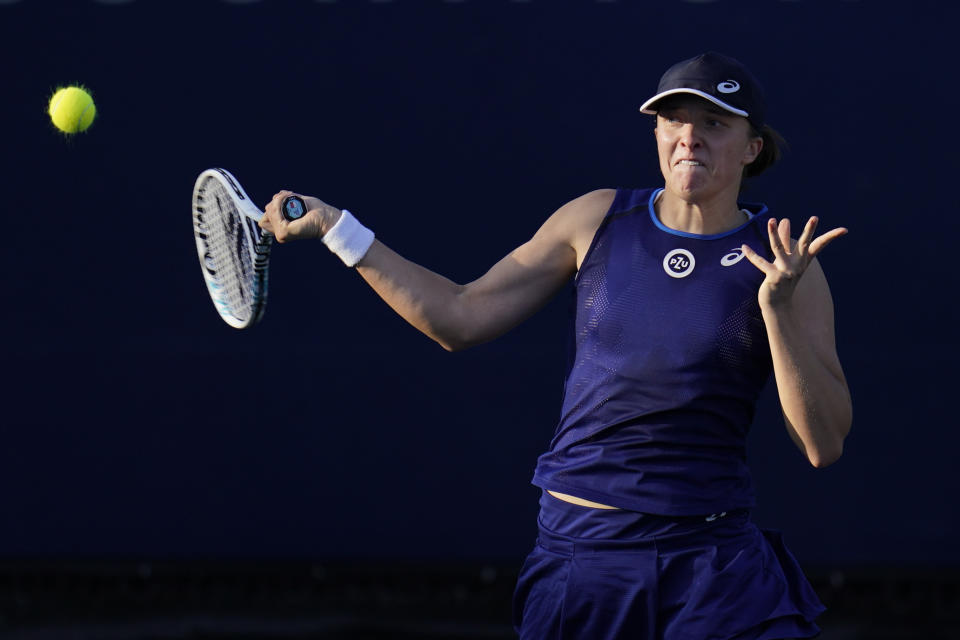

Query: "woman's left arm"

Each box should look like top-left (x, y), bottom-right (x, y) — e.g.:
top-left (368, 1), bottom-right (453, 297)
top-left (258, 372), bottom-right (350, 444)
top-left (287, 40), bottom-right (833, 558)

top-left (742, 217), bottom-right (853, 468)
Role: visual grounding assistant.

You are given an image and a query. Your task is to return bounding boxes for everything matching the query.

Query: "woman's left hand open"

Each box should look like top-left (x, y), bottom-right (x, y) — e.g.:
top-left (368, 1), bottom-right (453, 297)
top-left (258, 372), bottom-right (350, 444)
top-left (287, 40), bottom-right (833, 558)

top-left (741, 217), bottom-right (848, 309)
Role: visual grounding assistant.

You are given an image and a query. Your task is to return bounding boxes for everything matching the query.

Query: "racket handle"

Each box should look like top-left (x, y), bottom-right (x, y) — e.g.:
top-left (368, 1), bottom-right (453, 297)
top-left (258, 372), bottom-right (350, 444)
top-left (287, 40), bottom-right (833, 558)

top-left (281, 195), bottom-right (307, 221)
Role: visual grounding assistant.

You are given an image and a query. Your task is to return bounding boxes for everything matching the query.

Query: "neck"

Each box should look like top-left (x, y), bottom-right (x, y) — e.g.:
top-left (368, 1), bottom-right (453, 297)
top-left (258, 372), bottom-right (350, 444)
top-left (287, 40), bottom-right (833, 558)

top-left (655, 188), bottom-right (746, 235)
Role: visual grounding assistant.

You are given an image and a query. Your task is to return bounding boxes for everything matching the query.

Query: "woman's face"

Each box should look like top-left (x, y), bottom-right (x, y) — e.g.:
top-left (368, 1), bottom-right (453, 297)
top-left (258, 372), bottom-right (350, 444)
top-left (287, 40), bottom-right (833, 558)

top-left (654, 96), bottom-right (762, 202)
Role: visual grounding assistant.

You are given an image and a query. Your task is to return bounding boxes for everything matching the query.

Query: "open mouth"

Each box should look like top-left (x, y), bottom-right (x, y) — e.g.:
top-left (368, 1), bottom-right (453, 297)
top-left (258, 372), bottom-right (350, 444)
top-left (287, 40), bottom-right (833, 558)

top-left (676, 159), bottom-right (704, 167)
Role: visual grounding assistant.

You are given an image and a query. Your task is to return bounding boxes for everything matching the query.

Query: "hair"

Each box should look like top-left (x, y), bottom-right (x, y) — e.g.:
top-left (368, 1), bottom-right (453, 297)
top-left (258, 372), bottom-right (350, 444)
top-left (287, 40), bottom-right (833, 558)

top-left (743, 124), bottom-right (786, 179)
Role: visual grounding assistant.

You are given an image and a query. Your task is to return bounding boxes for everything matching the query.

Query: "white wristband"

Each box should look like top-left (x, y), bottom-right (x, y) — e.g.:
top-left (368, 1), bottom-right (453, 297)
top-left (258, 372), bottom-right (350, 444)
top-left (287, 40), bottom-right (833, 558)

top-left (321, 209), bottom-right (375, 267)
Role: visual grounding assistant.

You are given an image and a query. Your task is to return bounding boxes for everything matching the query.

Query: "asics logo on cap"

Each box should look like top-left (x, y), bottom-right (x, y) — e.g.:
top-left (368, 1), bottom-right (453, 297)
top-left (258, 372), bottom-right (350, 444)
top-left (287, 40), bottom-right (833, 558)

top-left (717, 80), bottom-right (740, 94)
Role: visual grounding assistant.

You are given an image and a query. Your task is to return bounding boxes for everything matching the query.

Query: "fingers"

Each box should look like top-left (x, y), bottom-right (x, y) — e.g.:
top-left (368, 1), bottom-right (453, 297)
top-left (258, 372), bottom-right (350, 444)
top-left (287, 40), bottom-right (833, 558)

top-left (769, 216), bottom-right (847, 260)
top-left (793, 216), bottom-right (847, 257)
top-left (258, 190), bottom-right (294, 235)
top-left (265, 190), bottom-right (295, 215)
top-left (767, 218), bottom-right (788, 261)
top-left (258, 190), bottom-right (331, 243)
top-left (808, 226), bottom-right (848, 256)
top-left (740, 242), bottom-right (775, 275)
top-left (796, 216), bottom-right (818, 254)
top-left (778, 218), bottom-right (792, 254)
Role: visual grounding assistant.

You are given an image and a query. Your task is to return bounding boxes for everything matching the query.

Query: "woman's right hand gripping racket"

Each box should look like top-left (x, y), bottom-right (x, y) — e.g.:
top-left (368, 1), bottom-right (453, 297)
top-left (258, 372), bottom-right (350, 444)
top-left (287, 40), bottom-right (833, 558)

top-left (192, 168), bottom-right (307, 329)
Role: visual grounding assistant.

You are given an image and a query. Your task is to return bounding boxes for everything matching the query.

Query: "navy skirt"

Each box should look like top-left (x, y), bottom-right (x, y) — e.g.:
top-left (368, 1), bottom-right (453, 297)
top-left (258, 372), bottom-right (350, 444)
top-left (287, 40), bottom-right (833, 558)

top-left (513, 492), bottom-right (825, 640)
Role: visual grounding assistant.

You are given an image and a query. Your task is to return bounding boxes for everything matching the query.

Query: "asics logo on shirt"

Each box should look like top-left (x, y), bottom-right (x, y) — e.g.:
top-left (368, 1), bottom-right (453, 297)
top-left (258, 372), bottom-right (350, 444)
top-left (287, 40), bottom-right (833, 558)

top-left (663, 249), bottom-right (696, 278)
top-left (720, 248), bottom-right (747, 266)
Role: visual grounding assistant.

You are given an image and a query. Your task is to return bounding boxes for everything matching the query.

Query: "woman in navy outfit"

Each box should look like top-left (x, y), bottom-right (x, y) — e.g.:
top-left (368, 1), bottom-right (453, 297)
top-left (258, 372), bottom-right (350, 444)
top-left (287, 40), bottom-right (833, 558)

top-left (260, 52), bottom-right (852, 639)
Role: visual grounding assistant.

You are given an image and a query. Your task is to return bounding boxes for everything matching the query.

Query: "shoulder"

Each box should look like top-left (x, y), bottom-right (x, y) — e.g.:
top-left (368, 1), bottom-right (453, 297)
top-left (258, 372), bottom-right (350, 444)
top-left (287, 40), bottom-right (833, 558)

top-left (548, 188), bottom-right (616, 235)
top-left (540, 189), bottom-right (617, 269)
top-left (559, 188), bottom-right (617, 217)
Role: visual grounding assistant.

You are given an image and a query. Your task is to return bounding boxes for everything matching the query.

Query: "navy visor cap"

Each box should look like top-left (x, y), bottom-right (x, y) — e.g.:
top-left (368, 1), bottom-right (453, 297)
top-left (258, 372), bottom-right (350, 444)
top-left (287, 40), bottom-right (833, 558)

top-left (640, 52), bottom-right (766, 130)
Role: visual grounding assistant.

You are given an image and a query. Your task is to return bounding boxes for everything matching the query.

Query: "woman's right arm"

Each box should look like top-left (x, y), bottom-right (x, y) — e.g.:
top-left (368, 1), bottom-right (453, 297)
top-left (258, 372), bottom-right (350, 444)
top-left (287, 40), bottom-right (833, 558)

top-left (260, 189), bottom-right (614, 351)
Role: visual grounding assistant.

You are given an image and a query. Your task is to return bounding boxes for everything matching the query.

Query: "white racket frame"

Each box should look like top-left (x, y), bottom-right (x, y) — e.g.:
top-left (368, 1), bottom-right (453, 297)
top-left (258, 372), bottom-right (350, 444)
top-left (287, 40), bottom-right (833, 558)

top-left (192, 168), bottom-right (273, 329)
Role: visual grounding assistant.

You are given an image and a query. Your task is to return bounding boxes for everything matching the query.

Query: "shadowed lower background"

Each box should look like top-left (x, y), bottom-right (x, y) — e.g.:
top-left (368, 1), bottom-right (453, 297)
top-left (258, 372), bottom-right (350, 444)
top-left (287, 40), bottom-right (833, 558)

top-left (1, 0), bottom-right (957, 637)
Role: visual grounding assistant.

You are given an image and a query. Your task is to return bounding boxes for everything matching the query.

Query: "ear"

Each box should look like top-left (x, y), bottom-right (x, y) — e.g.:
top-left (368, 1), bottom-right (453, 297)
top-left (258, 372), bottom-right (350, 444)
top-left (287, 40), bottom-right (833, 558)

top-left (742, 134), bottom-right (763, 165)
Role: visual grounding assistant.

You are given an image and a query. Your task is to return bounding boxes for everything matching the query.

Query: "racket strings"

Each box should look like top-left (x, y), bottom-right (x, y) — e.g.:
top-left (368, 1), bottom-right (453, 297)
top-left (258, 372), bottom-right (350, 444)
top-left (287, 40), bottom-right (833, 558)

top-left (195, 180), bottom-right (262, 323)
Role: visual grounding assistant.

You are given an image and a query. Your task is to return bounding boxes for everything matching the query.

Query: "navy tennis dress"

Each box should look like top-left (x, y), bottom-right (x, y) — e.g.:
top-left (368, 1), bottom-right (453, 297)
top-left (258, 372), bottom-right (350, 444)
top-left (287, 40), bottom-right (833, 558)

top-left (513, 188), bottom-right (826, 639)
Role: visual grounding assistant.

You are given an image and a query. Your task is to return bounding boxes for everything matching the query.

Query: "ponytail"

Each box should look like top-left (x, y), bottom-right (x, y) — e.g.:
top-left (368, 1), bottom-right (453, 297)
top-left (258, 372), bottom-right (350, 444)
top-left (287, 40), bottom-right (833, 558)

top-left (744, 125), bottom-right (786, 178)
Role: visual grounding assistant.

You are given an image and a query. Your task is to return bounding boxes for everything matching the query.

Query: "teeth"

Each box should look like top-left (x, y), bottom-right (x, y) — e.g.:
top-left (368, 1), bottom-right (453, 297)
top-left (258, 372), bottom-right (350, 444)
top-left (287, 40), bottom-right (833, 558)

top-left (679, 160), bottom-right (703, 166)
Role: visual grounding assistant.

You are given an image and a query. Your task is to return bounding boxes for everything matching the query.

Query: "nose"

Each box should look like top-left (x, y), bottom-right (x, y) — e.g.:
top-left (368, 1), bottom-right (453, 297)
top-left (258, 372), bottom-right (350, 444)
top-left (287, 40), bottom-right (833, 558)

top-left (678, 123), bottom-right (701, 148)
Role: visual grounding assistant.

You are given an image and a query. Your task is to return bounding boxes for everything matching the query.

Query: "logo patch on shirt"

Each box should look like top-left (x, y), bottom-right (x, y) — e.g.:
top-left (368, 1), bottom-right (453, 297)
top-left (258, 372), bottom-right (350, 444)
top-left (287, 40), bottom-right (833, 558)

top-left (721, 248), bottom-right (746, 266)
top-left (663, 248), bottom-right (695, 278)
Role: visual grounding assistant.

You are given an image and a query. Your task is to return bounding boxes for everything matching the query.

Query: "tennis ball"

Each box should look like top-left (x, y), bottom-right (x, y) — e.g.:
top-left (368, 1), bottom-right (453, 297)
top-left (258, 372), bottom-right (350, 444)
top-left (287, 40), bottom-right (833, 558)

top-left (48, 86), bottom-right (96, 134)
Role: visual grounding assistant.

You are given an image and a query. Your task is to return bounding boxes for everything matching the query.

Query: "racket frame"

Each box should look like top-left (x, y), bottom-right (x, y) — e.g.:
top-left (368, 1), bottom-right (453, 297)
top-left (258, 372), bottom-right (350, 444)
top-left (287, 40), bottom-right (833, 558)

top-left (192, 168), bottom-right (273, 329)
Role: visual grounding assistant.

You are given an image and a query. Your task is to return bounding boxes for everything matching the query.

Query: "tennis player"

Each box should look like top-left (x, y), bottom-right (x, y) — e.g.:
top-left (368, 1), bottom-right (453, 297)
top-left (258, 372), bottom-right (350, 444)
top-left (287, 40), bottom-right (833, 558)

top-left (260, 51), bottom-right (852, 639)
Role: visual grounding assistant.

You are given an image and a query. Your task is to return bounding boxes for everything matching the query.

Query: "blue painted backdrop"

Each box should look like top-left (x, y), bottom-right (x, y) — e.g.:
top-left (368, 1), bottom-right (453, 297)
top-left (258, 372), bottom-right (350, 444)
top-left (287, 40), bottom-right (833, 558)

top-left (1, 0), bottom-right (956, 571)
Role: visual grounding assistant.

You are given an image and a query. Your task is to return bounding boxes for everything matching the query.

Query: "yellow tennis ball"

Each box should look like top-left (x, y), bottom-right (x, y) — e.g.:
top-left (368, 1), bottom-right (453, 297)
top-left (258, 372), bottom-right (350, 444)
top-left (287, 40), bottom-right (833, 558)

top-left (48, 86), bottom-right (96, 134)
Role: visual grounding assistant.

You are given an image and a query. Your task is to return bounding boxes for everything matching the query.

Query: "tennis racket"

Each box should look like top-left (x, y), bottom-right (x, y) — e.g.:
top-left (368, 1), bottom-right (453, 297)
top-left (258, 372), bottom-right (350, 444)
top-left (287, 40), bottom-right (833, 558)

top-left (192, 168), bottom-right (306, 329)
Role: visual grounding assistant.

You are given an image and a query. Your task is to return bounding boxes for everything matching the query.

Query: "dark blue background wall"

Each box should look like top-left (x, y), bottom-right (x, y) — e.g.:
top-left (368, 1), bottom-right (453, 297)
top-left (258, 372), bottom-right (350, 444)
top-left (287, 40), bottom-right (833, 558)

top-left (1, 0), bottom-right (956, 572)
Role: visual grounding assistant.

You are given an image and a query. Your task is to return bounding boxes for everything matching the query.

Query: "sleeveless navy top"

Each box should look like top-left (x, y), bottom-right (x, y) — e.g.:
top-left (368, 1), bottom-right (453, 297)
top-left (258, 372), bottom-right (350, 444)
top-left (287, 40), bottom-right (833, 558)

top-left (532, 187), bottom-right (775, 515)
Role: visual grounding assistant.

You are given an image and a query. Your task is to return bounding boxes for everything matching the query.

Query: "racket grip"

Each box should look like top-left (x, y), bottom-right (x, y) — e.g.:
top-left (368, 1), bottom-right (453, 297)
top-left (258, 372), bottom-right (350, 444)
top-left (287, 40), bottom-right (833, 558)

top-left (281, 195), bottom-right (308, 221)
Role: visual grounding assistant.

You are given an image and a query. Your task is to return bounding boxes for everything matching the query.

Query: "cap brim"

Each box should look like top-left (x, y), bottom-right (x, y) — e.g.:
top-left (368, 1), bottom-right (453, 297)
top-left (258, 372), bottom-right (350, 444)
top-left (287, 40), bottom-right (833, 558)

top-left (639, 88), bottom-right (749, 118)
